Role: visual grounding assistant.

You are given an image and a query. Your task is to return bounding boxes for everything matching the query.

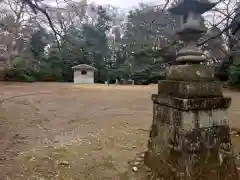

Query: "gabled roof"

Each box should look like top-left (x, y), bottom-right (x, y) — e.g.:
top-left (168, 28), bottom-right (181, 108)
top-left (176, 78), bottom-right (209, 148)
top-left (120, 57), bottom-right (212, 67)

top-left (72, 64), bottom-right (96, 70)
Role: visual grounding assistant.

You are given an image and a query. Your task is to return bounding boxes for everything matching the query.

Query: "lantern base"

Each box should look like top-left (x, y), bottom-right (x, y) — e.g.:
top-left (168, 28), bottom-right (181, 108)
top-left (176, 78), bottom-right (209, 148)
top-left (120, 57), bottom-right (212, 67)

top-left (144, 78), bottom-right (239, 180)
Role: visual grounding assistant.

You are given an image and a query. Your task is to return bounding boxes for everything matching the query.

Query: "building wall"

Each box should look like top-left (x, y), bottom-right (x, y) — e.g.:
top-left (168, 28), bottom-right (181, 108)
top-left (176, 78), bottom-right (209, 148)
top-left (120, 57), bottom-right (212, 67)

top-left (73, 69), bottom-right (94, 84)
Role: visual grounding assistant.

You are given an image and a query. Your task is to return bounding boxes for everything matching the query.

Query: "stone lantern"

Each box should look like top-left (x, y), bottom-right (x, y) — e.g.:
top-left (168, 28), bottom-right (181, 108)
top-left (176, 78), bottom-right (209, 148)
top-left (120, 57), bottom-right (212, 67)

top-left (144, 0), bottom-right (239, 179)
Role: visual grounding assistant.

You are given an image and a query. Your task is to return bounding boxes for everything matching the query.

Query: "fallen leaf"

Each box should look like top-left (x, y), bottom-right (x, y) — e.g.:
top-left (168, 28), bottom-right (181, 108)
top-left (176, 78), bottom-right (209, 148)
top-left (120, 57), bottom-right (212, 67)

top-left (132, 166), bottom-right (138, 172)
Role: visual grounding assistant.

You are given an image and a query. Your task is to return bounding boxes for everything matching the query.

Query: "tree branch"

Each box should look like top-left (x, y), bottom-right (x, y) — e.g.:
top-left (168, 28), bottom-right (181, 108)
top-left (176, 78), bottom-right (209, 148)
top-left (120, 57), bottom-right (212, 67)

top-left (22, 0), bottom-right (62, 50)
top-left (149, 0), bottom-right (170, 33)
top-left (198, 6), bottom-right (240, 46)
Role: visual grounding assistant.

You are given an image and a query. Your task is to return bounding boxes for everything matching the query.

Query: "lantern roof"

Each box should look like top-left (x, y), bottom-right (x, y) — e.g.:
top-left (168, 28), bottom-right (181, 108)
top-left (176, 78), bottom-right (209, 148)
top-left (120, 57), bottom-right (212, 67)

top-left (168, 0), bottom-right (217, 15)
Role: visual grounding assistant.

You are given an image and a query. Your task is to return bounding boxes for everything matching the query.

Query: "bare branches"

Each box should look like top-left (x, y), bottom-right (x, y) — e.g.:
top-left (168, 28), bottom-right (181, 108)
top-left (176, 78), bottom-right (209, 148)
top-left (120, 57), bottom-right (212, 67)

top-left (211, 8), bottom-right (234, 21)
top-left (21, 0), bottom-right (62, 50)
top-left (198, 7), bottom-right (240, 46)
top-left (149, 0), bottom-right (170, 33)
top-left (24, 0), bottom-right (60, 35)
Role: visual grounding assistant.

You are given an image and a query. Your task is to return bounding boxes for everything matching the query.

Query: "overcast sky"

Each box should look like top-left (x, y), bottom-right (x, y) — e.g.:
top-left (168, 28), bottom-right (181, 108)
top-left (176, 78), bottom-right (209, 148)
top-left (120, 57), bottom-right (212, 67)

top-left (43, 0), bottom-right (159, 9)
top-left (42, 0), bottom-right (221, 26)
top-left (90, 0), bottom-right (157, 8)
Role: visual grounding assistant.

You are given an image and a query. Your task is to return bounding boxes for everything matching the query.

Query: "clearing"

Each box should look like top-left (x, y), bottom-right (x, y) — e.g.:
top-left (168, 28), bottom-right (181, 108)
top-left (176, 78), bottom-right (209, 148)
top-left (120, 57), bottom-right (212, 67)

top-left (0, 83), bottom-right (240, 180)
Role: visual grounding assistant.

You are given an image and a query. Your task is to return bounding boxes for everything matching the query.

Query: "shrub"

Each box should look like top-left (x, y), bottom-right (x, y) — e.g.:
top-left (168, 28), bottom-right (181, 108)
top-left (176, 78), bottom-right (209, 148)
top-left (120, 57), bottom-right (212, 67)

top-left (23, 74), bottom-right (36, 82)
top-left (228, 64), bottom-right (240, 87)
top-left (5, 68), bottom-right (36, 82)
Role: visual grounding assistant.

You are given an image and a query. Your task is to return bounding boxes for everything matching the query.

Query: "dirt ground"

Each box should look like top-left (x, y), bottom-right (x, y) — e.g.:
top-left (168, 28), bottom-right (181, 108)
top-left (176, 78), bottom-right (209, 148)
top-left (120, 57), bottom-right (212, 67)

top-left (0, 83), bottom-right (240, 180)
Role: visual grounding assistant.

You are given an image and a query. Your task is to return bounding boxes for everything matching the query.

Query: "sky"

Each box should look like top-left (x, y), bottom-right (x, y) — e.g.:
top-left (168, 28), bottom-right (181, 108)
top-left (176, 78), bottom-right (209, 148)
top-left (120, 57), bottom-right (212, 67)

top-left (43, 0), bottom-right (159, 9)
top-left (90, 0), bottom-right (157, 8)
top-left (42, 0), bottom-right (224, 28)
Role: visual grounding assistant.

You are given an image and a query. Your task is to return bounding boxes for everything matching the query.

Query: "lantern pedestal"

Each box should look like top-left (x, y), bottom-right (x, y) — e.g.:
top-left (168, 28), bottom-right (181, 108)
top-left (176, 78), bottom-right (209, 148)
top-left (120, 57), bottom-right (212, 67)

top-left (144, 74), bottom-right (238, 179)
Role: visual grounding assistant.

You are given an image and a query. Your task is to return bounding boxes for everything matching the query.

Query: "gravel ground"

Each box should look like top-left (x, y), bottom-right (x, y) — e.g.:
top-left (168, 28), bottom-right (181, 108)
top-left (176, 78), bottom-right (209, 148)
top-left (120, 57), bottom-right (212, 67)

top-left (0, 83), bottom-right (239, 180)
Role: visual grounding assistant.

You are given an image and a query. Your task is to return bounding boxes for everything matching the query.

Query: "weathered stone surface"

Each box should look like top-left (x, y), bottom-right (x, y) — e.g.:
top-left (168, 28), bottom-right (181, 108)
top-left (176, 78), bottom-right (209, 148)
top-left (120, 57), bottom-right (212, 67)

top-left (153, 102), bottom-right (230, 132)
top-left (145, 149), bottom-right (238, 180)
top-left (152, 94), bottom-right (231, 110)
top-left (158, 80), bottom-right (223, 98)
top-left (145, 102), bottom-right (238, 180)
top-left (146, 85), bottom-right (238, 179)
top-left (166, 64), bottom-right (215, 81)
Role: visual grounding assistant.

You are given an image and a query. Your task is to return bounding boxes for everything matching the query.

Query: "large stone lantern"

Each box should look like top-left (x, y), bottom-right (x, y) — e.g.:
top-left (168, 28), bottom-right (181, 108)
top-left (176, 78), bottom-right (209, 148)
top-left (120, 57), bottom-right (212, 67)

top-left (144, 0), bottom-right (239, 179)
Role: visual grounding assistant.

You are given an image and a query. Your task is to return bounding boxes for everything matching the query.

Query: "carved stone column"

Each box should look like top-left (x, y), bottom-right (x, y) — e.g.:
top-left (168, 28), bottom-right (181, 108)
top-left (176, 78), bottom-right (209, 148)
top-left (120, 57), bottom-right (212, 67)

top-left (144, 0), bottom-right (239, 179)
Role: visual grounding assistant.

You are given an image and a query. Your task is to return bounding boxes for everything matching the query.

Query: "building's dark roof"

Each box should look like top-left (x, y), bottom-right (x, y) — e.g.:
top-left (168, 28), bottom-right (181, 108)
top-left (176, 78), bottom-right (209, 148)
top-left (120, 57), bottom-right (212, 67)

top-left (72, 64), bottom-right (96, 70)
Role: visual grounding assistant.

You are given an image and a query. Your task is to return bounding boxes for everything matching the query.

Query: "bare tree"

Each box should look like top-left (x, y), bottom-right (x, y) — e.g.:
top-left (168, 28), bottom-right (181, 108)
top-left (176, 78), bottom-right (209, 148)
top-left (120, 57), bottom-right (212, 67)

top-left (0, 0), bottom-right (40, 67)
top-left (202, 0), bottom-right (238, 54)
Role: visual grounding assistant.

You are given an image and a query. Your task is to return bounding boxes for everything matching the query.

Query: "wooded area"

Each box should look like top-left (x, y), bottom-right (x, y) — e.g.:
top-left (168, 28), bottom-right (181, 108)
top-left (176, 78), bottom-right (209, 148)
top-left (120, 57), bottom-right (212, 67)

top-left (0, 0), bottom-right (239, 86)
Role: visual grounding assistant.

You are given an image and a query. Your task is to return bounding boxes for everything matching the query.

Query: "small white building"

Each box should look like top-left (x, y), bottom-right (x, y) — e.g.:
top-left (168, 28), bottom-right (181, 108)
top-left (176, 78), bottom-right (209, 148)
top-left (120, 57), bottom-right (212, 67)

top-left (72, 64), bottom-right (96, 84)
